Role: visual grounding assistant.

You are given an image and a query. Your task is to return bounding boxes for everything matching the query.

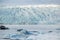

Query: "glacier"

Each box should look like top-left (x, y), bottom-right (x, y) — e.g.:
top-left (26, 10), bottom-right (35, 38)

top-left (0, 5), bottom-right (60, 40)
top-left (0, 6), bottom-right (60, 25)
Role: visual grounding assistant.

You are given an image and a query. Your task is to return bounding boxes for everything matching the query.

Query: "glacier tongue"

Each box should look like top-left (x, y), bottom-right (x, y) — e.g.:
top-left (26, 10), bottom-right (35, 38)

top-left (0, 7), bottom-right (60, 25)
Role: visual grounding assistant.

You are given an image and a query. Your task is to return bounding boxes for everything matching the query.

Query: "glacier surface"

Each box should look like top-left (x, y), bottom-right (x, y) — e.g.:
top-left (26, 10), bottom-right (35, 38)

top-left (0, 7), bottom-right (60, 25)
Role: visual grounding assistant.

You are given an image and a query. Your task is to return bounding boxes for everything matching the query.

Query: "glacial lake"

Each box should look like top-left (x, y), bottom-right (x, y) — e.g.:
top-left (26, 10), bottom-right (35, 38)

top-left (0, 25), bottom-right (60, 40)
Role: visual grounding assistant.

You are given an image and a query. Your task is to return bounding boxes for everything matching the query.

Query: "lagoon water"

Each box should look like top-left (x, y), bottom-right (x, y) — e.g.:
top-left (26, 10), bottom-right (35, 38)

top-left (0, 25), bottom-right (60, 40)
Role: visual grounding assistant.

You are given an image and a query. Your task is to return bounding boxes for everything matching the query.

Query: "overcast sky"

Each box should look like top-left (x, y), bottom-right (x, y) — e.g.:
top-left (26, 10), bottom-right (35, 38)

top-left (0, 0), bottom-right (60, 5)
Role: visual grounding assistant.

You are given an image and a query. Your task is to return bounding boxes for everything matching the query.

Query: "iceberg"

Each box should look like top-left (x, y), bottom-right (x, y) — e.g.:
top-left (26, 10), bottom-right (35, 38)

top-left (3, 29), bottom-right (39, 40)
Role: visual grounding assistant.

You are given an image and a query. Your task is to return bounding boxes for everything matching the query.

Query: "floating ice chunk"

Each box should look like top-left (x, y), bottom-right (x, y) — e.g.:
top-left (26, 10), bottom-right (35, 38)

top-left (17, 29), bottom-right (40, 35)
top-left (0, 25), bottom-right (9, 30)
top-left (48, 31), bottom-right (53, 33)
top-left (56, 28), bottom-right (60, 30)
top-left (3, 29), bottom-right (39, 40)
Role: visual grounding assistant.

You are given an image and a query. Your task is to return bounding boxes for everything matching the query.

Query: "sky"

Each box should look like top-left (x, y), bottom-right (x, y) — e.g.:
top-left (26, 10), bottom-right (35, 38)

top-left (0, 0), bottom-right (60, 5)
